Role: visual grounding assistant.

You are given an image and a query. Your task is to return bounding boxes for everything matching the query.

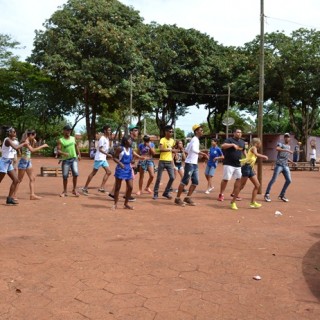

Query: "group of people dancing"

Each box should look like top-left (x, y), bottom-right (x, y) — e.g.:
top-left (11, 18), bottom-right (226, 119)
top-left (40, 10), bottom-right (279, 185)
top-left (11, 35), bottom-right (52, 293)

top-left (1, 123), bottom-right (295, 210)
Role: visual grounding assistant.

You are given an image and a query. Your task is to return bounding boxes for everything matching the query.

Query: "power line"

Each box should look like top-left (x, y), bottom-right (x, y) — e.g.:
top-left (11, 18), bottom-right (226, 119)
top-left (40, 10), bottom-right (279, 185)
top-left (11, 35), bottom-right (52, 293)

top-left (265, 15), bottom-right (318, 30)
top-left (167, 89), bottom-right (228, 97)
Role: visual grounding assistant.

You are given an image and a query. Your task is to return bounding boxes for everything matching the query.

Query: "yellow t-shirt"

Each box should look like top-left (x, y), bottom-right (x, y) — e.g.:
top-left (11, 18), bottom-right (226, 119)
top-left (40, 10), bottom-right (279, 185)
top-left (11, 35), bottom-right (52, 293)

top-left (240, 147), bottom-right (257, 167)
top-left (159, 137), bottom-right (175, 161)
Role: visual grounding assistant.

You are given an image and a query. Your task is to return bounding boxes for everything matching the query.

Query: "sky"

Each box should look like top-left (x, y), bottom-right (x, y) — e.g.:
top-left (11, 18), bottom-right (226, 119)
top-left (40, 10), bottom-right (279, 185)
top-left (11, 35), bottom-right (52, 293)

top-left (1, 0), bottom-right (320, 133)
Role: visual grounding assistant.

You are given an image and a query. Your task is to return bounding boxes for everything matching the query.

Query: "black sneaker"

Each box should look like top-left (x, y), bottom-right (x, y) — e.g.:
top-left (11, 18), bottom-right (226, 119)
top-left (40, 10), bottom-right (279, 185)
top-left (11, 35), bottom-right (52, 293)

top-left (108, 193), bottom-right (115, 199)
top-left (162, 193), bottom-right (173, 200)
top-left (264, 194), bottom-right (271, 202)
top-left (123, 196), bottom-right (136, 202)
top-left (6, 197), bottom-right (18, 205)
top-left (278, 195), bottom-right (289, 202)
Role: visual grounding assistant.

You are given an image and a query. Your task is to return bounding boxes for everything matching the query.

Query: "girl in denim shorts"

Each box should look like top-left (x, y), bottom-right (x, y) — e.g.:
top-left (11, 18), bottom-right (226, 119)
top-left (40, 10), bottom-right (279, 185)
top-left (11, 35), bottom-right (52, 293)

top-left (13, 130), bottom-right (48, 200)
top-left (230, 138), bottom-right (268, 210)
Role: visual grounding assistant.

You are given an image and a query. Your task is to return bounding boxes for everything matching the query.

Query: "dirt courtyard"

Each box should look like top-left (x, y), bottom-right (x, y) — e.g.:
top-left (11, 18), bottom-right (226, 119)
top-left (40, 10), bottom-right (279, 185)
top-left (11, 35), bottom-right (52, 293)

top-left (0, 157), bottom-right (320, 320)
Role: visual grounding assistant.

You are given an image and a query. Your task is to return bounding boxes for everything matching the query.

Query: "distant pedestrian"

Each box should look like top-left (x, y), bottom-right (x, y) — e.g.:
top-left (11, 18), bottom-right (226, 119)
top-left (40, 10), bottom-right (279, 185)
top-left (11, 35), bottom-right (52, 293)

top-left (57, 125), bottom-right (81, 197)
top-left (293, 141), bottom-right (302, 162)
top-left (264, 133), bottom-right (294, 202)
top-left (136, 135), bottom-right (156, 195)
top-left (310, 144), bottom-right (317, 169)
top-left (204, 138), bottom-right (224, 194)
top-left (153, 125), bottom-right (176, 200)
top-left (81, 125), bottom-right (112, 195)
top-left (174, 124), bottom-right (208, 206)
top-left (13, 129), bottom-right (49, 200)
top-left (0, 127), bottom-right (27, 205)
top-left (218, 128), bottom-right (246, 202)
top-left (230, 138), bottom-right (268, 210)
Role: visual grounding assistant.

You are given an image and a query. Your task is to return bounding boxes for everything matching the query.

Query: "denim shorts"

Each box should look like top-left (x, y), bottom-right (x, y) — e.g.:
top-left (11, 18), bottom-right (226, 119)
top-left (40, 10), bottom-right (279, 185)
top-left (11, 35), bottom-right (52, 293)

top-left (241, 164), bottom-right (255, 178)
top-left (93, 160), bottom-right (109, 170)
top-left (62, 158), bottom-right (79, 179)
top-left (18, 158), bottom-right (32, 170)
top-left (174, 163), bottom-right (183, 171)
top-left (138, 159), bottom-right (154, 172)
top-left (181, 163), bottom-right (199, 186)
top-left (0, 157), bottom-right (14, 173)
top-left (205, 164), bottom-right (216, 177)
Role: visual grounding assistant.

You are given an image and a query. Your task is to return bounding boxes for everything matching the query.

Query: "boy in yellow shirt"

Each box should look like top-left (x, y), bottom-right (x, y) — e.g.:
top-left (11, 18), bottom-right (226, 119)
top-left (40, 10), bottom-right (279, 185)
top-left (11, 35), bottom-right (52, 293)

top-left (153, 125), bottom-right (175, 200)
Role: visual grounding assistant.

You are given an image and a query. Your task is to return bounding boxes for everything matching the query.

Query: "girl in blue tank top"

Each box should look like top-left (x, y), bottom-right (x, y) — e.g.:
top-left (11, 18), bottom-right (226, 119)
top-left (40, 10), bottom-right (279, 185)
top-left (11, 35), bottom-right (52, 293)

top-left (112, 136), bottom-right (144, 210)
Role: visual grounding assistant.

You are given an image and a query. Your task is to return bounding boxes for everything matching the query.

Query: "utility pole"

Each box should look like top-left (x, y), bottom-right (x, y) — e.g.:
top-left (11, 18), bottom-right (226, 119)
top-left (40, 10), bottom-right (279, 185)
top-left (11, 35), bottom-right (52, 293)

top-left (226, 84), bottom-right (231, 138)
top-left (257, 0), bottom-right (265, 193)
top-left (129, 73), bottom-right (133, 125)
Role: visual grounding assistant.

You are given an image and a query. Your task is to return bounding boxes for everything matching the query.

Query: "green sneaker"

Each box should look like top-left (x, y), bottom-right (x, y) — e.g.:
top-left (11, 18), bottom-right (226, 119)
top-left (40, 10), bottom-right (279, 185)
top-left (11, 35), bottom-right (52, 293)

top-left (230, 202), bottom-right (238, 210)
top-left (250, 201), bottom-right (262, 208)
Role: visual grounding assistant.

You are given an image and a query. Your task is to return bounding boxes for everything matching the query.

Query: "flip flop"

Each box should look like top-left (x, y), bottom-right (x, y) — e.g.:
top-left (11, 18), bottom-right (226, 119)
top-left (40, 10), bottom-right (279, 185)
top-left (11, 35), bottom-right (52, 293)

top-left (59, 192), bottom-right (68, 197)
top-left (72, 190), bottom-right (80, 197)
top-left (124, 204), bottom-right (134, 210)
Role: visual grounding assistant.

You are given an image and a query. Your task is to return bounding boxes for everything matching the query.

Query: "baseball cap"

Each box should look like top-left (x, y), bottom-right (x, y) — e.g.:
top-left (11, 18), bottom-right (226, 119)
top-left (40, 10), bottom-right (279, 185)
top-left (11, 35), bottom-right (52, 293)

top-left (284, 133), bottom-right (290, 137)
top-left (192, 124), bottom-right (201, 132)
top-left (128, 124), bottom-right (139, 131)
top-left (63, 125), bottom-right (72, 130)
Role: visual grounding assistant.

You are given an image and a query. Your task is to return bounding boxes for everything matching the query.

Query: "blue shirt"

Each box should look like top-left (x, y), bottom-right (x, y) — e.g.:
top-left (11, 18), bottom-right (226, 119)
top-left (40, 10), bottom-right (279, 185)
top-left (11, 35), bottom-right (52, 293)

top-left (207, 146), bottom-right (223, 168)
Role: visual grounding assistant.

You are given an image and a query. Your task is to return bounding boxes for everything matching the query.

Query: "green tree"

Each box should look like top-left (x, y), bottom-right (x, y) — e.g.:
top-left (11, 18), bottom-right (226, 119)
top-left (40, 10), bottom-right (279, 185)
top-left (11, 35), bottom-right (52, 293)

top-left (145, 23), bottom-right (224, 136)
top-left (30, 0), bottom-right (151, 141)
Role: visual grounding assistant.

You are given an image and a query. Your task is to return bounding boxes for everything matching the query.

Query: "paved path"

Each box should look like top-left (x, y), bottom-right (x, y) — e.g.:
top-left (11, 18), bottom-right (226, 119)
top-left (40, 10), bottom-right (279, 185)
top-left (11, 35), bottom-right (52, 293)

top-left (0, 158), bottom-right (319, 319)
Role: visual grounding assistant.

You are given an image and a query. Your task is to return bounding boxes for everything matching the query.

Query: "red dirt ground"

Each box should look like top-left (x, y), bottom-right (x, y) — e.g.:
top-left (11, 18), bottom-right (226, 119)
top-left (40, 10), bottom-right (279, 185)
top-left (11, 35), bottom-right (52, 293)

top-left (0, 157), bottom-right (320, 320)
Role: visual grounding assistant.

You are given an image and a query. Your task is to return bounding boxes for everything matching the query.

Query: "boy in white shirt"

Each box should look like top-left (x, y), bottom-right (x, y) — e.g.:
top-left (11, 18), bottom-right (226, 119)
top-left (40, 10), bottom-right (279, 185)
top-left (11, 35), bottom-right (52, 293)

top-left (81, 125), bottom-right (112, 195)
top-left (174, 124), bottom-right (208, 206)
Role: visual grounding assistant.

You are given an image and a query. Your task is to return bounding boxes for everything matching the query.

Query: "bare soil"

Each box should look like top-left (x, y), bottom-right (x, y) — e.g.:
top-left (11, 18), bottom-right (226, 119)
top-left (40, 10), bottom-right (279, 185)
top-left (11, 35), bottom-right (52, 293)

top-left (0, 157), bottom-right (319, 320)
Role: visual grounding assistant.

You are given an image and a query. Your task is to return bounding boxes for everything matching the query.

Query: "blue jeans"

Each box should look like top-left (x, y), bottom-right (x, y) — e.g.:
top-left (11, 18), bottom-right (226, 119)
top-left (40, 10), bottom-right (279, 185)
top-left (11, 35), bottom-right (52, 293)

top-left (181, 163), bottom-right (199, 186)
top-left (153, 160), bottom-right (175, 195)
top-left (265, 164), bottom-right (291, 196)
top-left (61, 158), bottom-right (79, 179)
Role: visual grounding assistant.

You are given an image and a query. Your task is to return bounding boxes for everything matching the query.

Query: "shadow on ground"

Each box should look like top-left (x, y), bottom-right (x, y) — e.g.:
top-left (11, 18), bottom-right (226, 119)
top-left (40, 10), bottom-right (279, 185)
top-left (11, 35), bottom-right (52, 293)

top-left (302, 232), bottom-right (320, 301)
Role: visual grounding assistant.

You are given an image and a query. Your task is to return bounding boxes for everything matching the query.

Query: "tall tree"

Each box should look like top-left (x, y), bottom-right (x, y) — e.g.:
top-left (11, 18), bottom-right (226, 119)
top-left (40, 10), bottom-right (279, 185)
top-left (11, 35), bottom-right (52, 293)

top-left (30, 0), bottom-right (151, 141)
top-left (145, 23), bottom-right (224, 136)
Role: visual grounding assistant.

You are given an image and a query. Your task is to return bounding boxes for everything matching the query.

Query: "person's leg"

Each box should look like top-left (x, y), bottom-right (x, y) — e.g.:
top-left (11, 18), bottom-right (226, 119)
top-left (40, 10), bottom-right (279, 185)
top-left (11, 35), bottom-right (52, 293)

top-left (176, 163), bottom-right (191, 198)
top-left (113, 178), bottom-right (122, 209)
top-left (153, 161), bottom-right (165, 197)
top-left (279, 166), bottom-right (291, 197)
top-left (124, 179), bottom-right (134, 209)
top-left (70, 159), bottom-right (79, 196)
top-left (265, 165), bottom-right (282, 196)
top-left (163, 162), bottom-right (175, 195)
top-left (12, 168), bottom-right (26, 199)
top-left (219, 180), bottom-right (228, 196)
top-left (231, 177), bottom-right (248, 203)
top-left (145, 164), bottom-right (154, 192)
top-left (7, 170), bottom-right (19, 198)
top-left (137, 167), bottom-right (145, 195)
top-left (0, 172), bottom-right (6, 183)
top-left (249, 176), bottom-right (260, 203)
top-left (84, 168), bottom-right (98, 189)
top-left (219, 165), bottom-right (232, 200)
top-left (25, 167), bottom-right (41, 200)
top-left (100, 166), bottom-right (111, 190)
top-left (61, 160), bottom-right (70, 196)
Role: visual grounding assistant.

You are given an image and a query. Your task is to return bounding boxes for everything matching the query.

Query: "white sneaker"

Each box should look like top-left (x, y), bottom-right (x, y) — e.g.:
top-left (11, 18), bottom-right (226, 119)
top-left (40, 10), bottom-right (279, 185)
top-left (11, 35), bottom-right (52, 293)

top-left (205, 190), bottom-right (210, 194)
top-left (208, 187), bottom-right (214, 192)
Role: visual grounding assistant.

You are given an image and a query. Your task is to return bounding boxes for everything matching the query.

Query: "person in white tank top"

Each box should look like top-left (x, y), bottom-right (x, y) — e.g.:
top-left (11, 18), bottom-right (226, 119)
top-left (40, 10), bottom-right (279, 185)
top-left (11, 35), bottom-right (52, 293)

top-left (0, 127), bottom-right (27, 205)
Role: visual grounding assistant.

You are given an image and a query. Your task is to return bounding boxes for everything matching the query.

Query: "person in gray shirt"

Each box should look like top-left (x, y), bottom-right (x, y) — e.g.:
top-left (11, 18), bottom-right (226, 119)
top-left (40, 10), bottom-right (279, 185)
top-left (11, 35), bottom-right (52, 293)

top-left (264, 133), bottom-right (294, 202)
